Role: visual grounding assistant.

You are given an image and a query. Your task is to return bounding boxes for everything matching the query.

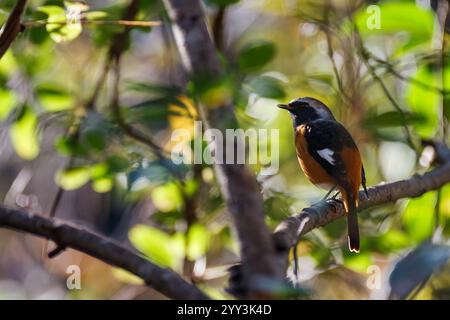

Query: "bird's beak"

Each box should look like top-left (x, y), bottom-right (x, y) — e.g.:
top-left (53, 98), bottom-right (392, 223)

top-left (277, 104), bottom-right (290, 110)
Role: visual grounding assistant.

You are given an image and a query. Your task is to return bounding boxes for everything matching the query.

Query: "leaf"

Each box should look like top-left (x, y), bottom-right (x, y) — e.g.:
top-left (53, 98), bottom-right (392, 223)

top-left (248, 76), bottom-right (286, 99)
top-left (354, 2), bottom-right (434, 49)
top-left (204, 0), bottom-right (240, 8)
top-left (106, 155), bottom-right (129, 173)
top-left (84, 11), bottom-right (108, 21)
top-left (238, 40), bottom-right (276, 72)
top-left (37, 84), bottom-right (74, 111)
top-left (389, 243), bottom-right (450, 299)
top-left (129, 225), bottom-right (184, 269)
top-left (81, 129), bottom-right (107, 152)
top-left (0, 89), bottom-right (18, 120)
top-left (405, 65), bottom-right (439, 137)
top-left (0, 50), bottom-right (18, 77)
top-left (10, 107), bottom-right (39, 160)
top-left (56, 166), bottom-right (91, 190)
top-left (112, 268), bottom-right (144, 285)
top-left (343, 251), bottom-right (373, 274)
top-left (364, 111), bottom-right (425, 128)
top-left (365, 230), bottom-right (411, 254)
top-left (54, 135), bottom-right (87, 157)
top-left (127, 82), bottom-right (182, 98)
top-left (151, 182), bottom-right (183, 212)
top-left (186, 224), bottom-right (210, 260)
top-left (38, 5), bottom-right (83, 43)
top-left (402, 191), bottom-right (436, 243)
top-left (92, 177), bottom-right (113, 193)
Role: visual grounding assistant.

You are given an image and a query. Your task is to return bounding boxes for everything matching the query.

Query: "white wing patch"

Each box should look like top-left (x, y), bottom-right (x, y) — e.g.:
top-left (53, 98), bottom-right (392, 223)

top-left (317, 148), bottom-right (335, 165)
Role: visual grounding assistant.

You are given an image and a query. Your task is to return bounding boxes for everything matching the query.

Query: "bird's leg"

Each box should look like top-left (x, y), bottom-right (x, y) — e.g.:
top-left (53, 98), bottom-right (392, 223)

top-left (321, 185), bottom-right (337, 202)
top-left (330, 190), bottom-right (341, 200)
top-left (311, 185), bottom-right (338, 207)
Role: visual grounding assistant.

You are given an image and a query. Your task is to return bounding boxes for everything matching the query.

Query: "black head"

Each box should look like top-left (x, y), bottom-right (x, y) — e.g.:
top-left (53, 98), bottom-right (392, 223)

top-left (278, 97), bottom-right (335, 126)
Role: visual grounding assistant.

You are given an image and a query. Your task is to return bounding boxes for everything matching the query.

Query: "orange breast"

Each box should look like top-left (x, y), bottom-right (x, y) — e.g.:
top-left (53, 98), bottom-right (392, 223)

top-left (295, 125), bottom-right (335, 189)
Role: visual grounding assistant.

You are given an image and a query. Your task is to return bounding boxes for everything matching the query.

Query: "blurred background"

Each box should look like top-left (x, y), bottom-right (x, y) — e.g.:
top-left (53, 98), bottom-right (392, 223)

top-left (0, 0), bottom-right (450, 299)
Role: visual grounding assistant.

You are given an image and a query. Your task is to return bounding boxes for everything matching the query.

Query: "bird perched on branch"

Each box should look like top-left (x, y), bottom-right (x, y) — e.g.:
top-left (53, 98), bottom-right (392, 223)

top-left (278, 97), bottom-right (368, 252)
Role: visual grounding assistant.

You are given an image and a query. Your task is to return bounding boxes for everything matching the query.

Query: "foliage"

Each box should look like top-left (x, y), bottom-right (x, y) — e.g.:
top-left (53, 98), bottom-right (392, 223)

top-left (0, 0), bottom-right (449, 300)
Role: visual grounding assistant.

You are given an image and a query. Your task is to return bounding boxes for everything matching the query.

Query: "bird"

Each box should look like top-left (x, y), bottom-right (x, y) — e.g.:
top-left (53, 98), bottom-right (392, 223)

top-left (278, 97), bottom-right (368, 253)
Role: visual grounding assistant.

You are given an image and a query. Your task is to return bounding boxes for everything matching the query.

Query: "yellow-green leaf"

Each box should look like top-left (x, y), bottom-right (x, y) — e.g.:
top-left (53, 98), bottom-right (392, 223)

top-left (10, 108), bottom-right (39, 160)
top-left (38, 5), bottom-right (82, 43)
top-left (129, 225), bottom-right (178, 268)
top-left (37, 84), bottom-right (74, 111)
top-left (92, 177), bottom-right (113, 193)
top-left (186, 224), bottom-right (210, 260)
top-left (112, 268), bottom-right (144, 285)
top-left (402, 192), bottom-right (437, 243)
top-left (0, 89), bottom-right (18, 120)
top-left (151, 182), bottom-right (183, 212)
top-left (56, 166), bottom-right (91, 190)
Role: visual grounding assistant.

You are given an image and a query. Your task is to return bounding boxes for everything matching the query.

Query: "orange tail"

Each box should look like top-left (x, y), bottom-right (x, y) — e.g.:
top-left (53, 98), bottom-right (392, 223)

top-left (342, 191), bottom-right (360, 253)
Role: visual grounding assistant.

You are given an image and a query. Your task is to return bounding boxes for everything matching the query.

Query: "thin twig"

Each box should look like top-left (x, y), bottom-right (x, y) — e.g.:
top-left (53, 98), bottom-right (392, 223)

top-left (22, 19), bottom-right (161, 28)
top-left (353, 24), bottom-right (417, 151)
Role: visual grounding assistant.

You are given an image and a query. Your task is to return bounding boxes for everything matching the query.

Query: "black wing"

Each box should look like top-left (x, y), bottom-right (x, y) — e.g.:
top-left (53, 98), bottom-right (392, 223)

top-left (304, 120), bottom-right (358, 189)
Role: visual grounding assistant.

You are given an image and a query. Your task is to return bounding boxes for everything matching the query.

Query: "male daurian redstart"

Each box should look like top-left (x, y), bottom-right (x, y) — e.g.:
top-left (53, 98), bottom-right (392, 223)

top-left (278, 97), bottom-right (368, 252)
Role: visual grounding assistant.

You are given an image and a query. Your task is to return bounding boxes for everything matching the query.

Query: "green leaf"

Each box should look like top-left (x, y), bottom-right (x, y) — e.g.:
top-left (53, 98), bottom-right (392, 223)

top-left (10, 108), bottom-right (39, 160)
top-left (343, 251), bottom-right (373, 273)
top-left (92, 177), bottom-right (113, 193)
top-left (38, 5), bottom-right (83, 43)
top-left (81, 129), bottom-right (107, 152)
top-left (238, 40), bottom-right (276, 72)
top-left (0, 50), bottom-right (18, 77)
top-left (127, 82), bottom-right (181, 98)
top-left (365, 230), bottom-right (411, 254)
top-left (186, 224), bottom-right (210, 260)
top-left (405, 65), bottom-right (439, 137)
top-left (354, 2), bottom-right (434, 49)
top-left (248, 76), bottom-right (286, 99)
top-left (151, 182), bottom-right (183, 212)
top-left (90, 162), bottom-right (109, 179)
top-left (37, 84), bottom-right (74, 111)
top-left (54, 135), bottom-right (87, 157)
top-left (402, 192), bottom-right (436, 243)
top-left (106, 155), bottom-right (129, 173)
top-left (56, 166), bottom-right (91, 190)
top-left (205, 0), bottom-right (240, 8)
top-left (112, 268), bottom-right (144, 285)
top-left (364, 111), bottom-right (425, 128)
top-left (0, 89), bottom-right (18, 120)
top-left (84, 11), bottom-right (108, 21)
top-left (129, 225), bottom-right (184, 269)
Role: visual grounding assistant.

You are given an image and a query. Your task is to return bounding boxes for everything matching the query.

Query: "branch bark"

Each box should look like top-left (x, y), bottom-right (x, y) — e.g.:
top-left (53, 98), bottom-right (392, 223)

top-left (0, 205), bottom-right (208, 300)
top-left (162, 0), bottom-right (280, 291)
top-left (0, 0), bottom-right (28, 59)
top-left (273, 143), bottom-right (450, 273)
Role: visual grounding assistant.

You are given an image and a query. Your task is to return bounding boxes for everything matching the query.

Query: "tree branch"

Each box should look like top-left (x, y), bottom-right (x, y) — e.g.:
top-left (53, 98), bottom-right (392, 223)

top-left (0, 0), bottom-right (28, 59)
top-left (0, 204), bottom-right (209, 300)
top-left (273, 143), bottom-right (450, 273)
top-left (162, 0), bottom-right (280, 293)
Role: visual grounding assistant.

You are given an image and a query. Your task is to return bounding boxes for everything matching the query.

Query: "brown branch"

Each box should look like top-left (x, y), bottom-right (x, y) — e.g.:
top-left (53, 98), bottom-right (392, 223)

top-left (212, 6), bottom-right (226, 52)
top-left (0, 204), bottom-right (209, 300)
top-left (273, 143), bottom-right (450, 273)
top-left (0, 0), bottom-right (28, 59)
top-left (162, 0), bottom-right (280, 294)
